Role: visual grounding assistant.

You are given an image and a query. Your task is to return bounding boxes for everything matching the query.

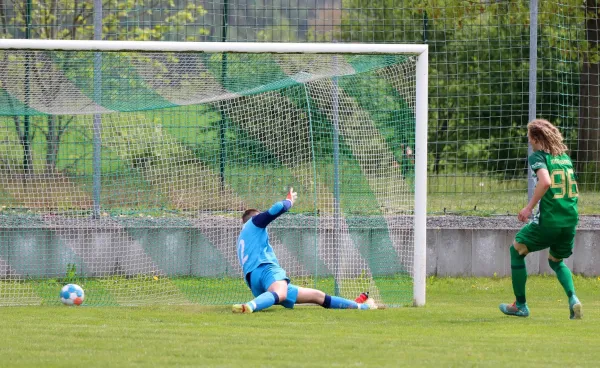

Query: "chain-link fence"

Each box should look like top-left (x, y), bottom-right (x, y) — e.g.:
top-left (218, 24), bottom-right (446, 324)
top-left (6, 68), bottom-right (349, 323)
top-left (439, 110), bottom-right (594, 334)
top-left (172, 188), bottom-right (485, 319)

top-left (0, 0), bottom-right (598, 215)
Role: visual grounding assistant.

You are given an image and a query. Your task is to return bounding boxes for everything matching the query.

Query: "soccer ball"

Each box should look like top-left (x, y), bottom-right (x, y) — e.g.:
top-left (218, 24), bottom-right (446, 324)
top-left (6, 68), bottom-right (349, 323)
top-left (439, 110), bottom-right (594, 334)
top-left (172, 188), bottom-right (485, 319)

top-left (60, 284), bottom-right (85, 306)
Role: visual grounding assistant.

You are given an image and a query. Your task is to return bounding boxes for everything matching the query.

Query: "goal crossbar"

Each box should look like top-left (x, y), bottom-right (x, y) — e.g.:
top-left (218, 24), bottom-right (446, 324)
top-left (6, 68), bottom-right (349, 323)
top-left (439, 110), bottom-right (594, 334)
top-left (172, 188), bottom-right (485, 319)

top-left (0, 39), bottom-right (428, 55)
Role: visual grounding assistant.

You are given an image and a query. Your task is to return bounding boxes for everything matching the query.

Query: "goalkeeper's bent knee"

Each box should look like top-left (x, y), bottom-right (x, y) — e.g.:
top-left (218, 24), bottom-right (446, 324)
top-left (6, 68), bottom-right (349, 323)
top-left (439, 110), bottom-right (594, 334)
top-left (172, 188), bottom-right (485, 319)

top-left (322, 294), bottom-right (331, 308)
top-left (271, 291), bottom-right (280, 305)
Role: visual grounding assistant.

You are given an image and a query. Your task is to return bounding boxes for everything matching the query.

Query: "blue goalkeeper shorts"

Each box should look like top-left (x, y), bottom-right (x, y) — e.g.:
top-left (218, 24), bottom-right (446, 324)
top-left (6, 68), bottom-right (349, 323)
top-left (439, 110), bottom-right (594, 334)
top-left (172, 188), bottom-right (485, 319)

top-left (246, 263), bottom-right (299, 309)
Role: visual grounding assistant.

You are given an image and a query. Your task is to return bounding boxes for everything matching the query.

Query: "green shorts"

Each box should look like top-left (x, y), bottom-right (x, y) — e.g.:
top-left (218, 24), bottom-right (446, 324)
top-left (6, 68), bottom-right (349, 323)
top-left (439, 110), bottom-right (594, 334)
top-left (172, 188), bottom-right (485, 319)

top-left (515, 223), bottom-right (576, 259)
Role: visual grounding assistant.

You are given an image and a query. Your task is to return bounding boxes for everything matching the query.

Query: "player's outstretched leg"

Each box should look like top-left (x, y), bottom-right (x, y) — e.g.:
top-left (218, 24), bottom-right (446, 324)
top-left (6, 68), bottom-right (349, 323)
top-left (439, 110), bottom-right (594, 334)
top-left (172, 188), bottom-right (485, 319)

top-left (322, 294), bottom-right (377, 310)
top-left (362, 297), bottom-right (378, 310)
top-left (232, 291), bottom-right (280, 314)
top-left (499, 301), bottom-right (530, 317)
top-left (295, 287), bottom-right (378, 310)
top-left (548, 258), bottom-right (582, 319)
top-left (354, 292), bottom-right (380, 310)
top-left (500, 245), bottom-right (529, 317)
top-left (232, 303), bottom-right (254, 314)
top-left (569, 295), bottom-right (582, 320)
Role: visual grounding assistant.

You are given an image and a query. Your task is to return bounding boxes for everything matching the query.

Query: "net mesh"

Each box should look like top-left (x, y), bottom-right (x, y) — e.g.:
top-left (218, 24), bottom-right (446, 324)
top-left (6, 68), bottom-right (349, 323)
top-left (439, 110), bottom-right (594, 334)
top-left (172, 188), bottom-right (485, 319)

top-left (2, 0), bottom-right (599, 217)
top-left (0, 49), bottom-right (418, 306)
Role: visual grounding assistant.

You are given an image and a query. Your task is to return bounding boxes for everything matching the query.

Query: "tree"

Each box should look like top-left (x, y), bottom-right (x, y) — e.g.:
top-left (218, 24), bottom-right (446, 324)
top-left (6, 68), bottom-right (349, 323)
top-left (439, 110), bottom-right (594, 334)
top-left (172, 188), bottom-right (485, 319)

top-left (578, 0), bottom-right (600, 172)
top-left (339, 0), bottom-right (583, 178)
top-left (0, 0), bottom-right (208, 173)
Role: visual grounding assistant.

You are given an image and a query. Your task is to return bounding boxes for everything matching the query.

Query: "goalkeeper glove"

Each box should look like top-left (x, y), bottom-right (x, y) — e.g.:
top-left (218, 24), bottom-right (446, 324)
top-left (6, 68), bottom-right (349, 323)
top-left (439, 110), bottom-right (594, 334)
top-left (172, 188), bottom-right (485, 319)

top-left (286, 187), bottom-right (298, 206)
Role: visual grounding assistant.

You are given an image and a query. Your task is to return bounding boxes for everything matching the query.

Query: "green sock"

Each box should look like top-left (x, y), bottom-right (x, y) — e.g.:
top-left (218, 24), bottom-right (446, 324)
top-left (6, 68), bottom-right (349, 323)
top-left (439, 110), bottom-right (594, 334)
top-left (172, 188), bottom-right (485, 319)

top-left (510, 245), bottom-right (527, 305)
top-left (548, 259), bottom-right (575, 299)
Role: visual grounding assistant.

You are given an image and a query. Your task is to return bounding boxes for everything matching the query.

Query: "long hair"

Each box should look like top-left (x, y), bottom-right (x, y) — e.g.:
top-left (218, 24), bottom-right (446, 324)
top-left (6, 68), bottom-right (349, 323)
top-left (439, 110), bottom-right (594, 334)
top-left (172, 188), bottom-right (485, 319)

top-left (527, 119), bottom-right (568, 156)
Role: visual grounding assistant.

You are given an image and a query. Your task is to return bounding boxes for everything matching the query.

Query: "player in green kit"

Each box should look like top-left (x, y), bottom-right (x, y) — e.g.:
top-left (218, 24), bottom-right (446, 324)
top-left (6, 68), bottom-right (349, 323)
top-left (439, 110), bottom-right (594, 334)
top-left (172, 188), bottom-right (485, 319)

top-left (499, 119), bottom-right (582, 319)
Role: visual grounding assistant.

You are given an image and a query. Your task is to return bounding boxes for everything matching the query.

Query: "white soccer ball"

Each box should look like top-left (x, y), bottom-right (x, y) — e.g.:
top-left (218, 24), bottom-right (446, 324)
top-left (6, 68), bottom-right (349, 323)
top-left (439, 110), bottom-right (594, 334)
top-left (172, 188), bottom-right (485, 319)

top-left (60, 284), bottom-right (85, 306)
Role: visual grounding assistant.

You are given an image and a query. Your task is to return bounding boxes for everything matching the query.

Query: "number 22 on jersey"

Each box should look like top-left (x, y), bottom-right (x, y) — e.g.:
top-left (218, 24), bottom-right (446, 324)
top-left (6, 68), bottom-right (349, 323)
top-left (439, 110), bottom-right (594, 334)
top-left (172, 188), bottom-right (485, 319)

top-left (237, 239), bottom-right (248, 266)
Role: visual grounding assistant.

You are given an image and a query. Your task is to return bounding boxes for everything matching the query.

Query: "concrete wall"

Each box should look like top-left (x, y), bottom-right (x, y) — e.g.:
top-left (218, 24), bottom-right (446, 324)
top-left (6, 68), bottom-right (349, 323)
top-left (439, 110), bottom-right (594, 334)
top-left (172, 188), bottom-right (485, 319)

top-left (427, 228), bottom-right (600, 276)
top-left (1, 226), bottom-right (599, 278)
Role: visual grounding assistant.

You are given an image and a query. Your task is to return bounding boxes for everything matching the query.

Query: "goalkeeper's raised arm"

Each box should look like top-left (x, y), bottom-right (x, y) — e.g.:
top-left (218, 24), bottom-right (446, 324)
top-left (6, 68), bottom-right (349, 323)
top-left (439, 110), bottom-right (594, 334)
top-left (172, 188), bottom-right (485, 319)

top-left (242, 187), bottom-right (297, 228)
top-left (237, 188), bottom-right (297, 285)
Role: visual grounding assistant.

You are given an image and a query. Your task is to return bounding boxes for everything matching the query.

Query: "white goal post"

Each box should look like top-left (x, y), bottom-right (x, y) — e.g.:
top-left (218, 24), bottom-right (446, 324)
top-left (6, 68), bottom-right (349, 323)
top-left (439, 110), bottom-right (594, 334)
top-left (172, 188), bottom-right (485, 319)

top-left (0, 39), bottom-right (427, 307)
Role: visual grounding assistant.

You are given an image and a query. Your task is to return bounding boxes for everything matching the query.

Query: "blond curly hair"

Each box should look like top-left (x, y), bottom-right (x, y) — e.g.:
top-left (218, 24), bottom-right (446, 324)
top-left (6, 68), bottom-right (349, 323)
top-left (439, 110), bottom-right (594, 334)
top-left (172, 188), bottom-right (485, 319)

top-left (528, 119), bottom-right (568, 156)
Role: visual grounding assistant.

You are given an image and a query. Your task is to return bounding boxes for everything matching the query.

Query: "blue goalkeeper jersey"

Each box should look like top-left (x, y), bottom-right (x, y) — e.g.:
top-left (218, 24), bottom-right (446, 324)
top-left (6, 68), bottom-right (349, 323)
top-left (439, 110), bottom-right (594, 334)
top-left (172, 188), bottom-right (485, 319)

top-left (237, 199), bottom-right (292, 277)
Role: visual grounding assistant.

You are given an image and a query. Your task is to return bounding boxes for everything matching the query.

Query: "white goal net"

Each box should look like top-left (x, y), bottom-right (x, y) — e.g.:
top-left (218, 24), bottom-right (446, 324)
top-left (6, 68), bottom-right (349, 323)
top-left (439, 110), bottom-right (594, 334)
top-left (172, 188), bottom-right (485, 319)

top-left (0, 40), bottom-right (427, 307)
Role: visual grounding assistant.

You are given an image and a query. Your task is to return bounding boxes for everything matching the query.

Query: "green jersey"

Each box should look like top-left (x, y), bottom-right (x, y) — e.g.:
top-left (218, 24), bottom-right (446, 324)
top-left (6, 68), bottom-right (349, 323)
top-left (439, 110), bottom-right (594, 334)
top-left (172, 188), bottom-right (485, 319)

top-left (529, 151), bottom-right (578, 227)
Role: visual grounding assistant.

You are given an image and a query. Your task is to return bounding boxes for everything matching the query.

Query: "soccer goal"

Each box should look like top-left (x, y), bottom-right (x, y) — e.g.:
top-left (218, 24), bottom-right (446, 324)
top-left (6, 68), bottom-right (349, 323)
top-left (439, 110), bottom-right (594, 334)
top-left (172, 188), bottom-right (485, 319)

top-left (0, 39), bottom-right (427, 307)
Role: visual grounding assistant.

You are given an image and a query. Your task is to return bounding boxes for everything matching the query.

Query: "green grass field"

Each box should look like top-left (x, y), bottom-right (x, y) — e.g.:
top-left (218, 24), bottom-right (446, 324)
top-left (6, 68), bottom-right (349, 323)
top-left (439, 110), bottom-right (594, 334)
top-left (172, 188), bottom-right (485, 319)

top-left (1, 275), bottom-right (598, 367)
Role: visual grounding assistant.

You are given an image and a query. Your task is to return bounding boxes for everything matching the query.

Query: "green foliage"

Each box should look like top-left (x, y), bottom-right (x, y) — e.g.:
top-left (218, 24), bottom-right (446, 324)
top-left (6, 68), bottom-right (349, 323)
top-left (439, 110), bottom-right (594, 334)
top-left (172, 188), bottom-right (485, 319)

top-left (340, 0), bottom-right (582, 174)
top-left (575, 161), bottom-right (600, 191)
top-left (0, 0), bottom-right (209, 41)
top-left (1, 0), bottom-right (598, 215)
top-left (0, 0), bottom-right (210, 174)
top-left (256, 18), bottom-right (302, 42)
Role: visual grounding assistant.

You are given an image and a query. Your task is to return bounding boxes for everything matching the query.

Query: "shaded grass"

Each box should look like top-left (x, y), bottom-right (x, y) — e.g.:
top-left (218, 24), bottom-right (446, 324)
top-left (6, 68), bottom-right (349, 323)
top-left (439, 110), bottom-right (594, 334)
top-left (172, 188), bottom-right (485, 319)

top-left (0, 276), bottom-right (598, 367)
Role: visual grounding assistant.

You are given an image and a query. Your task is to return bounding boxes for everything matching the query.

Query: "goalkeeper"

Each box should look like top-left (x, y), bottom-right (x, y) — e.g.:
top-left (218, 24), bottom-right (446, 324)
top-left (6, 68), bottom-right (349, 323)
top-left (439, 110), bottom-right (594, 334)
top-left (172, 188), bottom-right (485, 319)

top-left (233, 188), bottom-right (376, 313)
top-left (499, 119), bottom-right (582, 319)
